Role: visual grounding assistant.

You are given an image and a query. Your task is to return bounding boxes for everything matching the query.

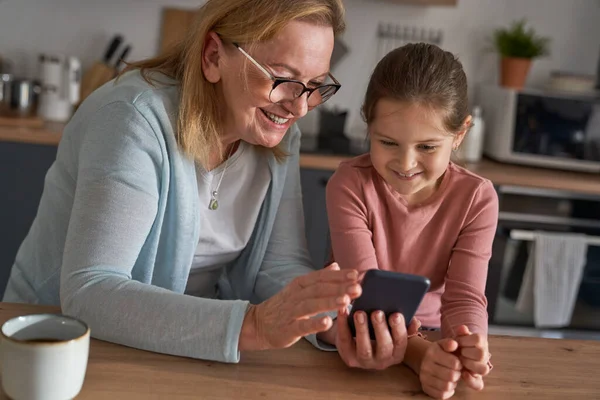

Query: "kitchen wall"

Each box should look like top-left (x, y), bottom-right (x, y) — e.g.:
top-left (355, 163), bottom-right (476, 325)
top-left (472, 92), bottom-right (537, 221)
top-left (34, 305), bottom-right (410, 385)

top-left (326, 0), bottom-right (600, 138)
top-left (1, 0), bottom-right (599, 138)
top-left (0, 0), bottom-right (203, 77)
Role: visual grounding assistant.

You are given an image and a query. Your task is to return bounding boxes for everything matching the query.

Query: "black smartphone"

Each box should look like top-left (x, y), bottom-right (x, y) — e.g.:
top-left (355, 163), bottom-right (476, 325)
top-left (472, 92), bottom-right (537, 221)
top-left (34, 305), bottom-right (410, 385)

top-left (348, 269), bottom-right (431, 340)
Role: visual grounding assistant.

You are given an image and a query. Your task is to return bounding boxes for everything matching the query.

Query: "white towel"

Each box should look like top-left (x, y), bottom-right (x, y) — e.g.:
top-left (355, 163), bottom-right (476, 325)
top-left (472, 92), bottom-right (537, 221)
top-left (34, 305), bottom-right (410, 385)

top-left (515, 231), bottom-right (587, 328)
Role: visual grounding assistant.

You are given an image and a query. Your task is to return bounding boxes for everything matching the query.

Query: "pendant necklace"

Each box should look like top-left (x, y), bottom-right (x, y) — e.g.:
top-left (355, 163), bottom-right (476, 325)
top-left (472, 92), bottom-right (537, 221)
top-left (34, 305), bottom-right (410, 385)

top-left (208, 142), bottom-right (237, 211)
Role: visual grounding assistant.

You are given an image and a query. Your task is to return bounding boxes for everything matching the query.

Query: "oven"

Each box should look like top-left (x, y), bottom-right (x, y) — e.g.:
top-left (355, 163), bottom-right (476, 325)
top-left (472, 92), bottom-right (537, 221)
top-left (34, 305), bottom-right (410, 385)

top-left (486, 185), bottom-right (600, 338)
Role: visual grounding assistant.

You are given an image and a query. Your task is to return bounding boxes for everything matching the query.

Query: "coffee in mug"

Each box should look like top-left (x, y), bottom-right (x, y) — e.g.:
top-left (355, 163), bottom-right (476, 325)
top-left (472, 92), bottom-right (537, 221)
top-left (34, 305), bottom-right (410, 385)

top-left (1, 313), bottom-right (90, 400)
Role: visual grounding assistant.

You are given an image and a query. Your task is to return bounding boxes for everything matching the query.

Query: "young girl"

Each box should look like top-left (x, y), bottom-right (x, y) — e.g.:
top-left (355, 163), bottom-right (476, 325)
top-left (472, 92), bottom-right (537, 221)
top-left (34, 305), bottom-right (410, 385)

top-left (326, 43), bottom-right (498, 399)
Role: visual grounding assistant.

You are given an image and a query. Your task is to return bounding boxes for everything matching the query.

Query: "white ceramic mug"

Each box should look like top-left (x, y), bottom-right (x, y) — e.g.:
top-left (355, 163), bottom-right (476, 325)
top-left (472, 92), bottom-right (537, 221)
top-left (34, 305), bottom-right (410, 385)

top-left (0, 314), bottom-right (90, 400)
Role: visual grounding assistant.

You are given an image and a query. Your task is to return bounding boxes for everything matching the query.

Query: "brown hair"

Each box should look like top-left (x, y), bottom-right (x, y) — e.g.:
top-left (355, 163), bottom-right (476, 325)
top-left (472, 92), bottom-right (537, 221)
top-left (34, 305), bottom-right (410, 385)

top-left (362, 43), bottom-right (469, 134)
top-left (124, 0), bottom-right (345, 167)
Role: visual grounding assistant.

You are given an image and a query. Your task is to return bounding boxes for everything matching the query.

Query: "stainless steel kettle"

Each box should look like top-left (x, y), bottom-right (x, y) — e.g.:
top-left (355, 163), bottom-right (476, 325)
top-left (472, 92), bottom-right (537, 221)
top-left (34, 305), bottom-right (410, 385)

top-left (0, 73), bottom-right (41, 117)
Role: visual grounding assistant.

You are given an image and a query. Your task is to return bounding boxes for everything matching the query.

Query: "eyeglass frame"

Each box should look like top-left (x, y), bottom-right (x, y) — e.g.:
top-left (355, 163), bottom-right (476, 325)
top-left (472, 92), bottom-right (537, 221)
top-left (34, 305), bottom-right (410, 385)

top-left (232, 42), bottom-right (341, 106)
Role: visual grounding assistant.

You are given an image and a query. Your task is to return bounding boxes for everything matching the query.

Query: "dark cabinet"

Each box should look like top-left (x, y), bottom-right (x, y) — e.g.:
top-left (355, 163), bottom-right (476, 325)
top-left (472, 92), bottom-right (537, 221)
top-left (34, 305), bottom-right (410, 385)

top-left (0, 142), bottom-right (57, 298)
top-left (300, 168), bottom-right (333, 268)
top-left (487, 186), bottom-right (600, 332)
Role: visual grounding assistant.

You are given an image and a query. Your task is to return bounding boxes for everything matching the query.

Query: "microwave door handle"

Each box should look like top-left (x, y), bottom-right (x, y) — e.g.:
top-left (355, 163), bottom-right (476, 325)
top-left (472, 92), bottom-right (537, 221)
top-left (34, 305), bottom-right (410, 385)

top-left (510, 229), bottom-right (600, 246)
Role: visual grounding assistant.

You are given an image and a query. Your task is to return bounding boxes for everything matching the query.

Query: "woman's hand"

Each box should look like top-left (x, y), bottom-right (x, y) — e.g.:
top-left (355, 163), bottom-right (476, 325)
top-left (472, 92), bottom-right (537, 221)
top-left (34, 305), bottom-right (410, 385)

top-left (419, 338), bottom-right (463, 400)
top-left (239, 263), bottom-right (361, 351)
top-left (454, 325), bottom-right (491, 391)
top-left (333, 307), bottom-right (420, 370)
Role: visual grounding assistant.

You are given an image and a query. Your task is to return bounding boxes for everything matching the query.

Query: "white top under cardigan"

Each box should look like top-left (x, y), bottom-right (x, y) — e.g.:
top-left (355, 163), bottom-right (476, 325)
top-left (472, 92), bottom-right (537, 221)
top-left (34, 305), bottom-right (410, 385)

top-left (186, 141), bottom-right (271, 298)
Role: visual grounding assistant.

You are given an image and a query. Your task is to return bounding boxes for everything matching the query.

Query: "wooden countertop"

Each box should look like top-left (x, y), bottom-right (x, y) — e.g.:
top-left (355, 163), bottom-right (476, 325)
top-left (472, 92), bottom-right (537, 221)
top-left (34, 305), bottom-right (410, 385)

top-left (0, 303), bottom-right (600, 400)
top-left (0, 121), bottom-right (63, 146)
top-left (0, 302), bottom-right (599, 399)
top-left (2, 123), bottom-right (600, 196)
top-left (300, 154), bottom-right (600, 196)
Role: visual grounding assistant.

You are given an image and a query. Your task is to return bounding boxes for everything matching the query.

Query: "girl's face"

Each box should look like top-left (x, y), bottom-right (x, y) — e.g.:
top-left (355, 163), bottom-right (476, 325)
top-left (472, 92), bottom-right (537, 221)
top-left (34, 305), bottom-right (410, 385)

top-left (369, 98), bottom-right (468, 206)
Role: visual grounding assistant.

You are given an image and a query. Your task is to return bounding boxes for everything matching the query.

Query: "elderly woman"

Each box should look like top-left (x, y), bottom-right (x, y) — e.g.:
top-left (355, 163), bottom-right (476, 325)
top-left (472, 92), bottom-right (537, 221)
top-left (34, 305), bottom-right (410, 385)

top-left (4, 0), bottom-right (413, 368)
top-left (3, 0), bottom-right (356, 363)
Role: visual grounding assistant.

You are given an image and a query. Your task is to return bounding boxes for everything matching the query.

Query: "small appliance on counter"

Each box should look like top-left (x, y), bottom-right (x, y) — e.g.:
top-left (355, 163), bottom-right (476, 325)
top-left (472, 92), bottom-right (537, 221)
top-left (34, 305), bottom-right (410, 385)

top-left (476, 84), bottom-right (600, 173)
top-left (317, 107), bottom-right (349, 153)
top-left (0, 53), bottom-right (45, 127)
top-left (462, 105), bottom-right (485, 163)
top-left (0, 74), bottom-right (41, 119)
top-left (300, 107), bottom-right (370, 156)
top-left (37, 54), bottom-right (81, 122)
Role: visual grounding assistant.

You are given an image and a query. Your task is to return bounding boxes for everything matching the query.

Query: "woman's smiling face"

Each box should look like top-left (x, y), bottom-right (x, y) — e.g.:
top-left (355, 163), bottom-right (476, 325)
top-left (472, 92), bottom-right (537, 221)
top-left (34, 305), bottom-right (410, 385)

top-left (203, 20), bottom-right (335, 148)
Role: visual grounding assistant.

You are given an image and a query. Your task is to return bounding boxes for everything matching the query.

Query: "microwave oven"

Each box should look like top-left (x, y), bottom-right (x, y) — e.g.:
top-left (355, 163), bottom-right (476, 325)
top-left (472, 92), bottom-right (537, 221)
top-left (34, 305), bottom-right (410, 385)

top-left (476, 85), bottom-right (600, 173)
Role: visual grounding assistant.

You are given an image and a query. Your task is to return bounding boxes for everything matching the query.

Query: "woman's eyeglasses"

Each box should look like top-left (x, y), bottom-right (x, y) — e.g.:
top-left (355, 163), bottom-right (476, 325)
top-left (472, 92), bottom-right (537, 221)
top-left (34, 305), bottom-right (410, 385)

top-left (233, 43), bottom-right (341, 107)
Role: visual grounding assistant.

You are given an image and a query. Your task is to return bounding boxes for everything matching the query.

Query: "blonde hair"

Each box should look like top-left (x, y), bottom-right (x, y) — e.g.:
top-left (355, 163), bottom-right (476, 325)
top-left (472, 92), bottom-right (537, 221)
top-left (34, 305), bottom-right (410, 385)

top-left (124, 0), bottom-right (345, 167)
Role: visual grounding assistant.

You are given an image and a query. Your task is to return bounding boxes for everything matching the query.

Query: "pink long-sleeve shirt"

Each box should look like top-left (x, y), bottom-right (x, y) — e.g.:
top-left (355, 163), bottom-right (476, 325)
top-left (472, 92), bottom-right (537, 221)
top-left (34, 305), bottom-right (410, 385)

top-left (326, 154), bottom-right (499, 338)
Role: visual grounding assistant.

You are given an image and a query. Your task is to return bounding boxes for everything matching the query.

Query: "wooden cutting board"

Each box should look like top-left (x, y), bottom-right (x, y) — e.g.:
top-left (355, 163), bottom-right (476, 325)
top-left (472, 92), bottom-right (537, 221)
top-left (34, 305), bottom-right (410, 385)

top-left (158, 7), bottom-right (349, 68)
top-left (159, 8), bottom-right (198, 54)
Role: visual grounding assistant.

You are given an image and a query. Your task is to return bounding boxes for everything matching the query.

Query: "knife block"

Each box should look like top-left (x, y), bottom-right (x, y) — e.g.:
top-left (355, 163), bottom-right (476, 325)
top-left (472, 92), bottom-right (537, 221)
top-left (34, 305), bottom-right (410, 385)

top-left (79, 63), bottom-right (116, 105)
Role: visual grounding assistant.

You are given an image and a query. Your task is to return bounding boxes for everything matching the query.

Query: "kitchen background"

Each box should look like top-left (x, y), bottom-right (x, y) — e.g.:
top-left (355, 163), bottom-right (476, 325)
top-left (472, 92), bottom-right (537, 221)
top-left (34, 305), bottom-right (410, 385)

top-left (1, 0), bottom-right (600, 341)
top-left (1, 0), bottom-right (600, 136)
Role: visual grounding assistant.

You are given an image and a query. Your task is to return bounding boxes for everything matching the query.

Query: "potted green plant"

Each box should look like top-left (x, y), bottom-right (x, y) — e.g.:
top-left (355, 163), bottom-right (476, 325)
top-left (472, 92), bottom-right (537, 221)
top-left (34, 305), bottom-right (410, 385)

top-left (492, 19), bottom-right (550, 89)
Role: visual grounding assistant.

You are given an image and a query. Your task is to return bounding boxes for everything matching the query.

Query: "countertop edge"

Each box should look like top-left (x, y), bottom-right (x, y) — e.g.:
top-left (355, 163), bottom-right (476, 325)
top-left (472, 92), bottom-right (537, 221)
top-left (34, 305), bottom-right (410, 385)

top-left (2, 124), bottom-right (600, 196)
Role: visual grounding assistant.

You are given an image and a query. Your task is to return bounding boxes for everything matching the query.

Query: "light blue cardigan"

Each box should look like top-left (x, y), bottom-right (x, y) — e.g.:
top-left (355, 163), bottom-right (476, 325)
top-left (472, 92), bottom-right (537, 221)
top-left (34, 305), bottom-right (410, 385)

top-left (3, 71), bottom-right (324, 362)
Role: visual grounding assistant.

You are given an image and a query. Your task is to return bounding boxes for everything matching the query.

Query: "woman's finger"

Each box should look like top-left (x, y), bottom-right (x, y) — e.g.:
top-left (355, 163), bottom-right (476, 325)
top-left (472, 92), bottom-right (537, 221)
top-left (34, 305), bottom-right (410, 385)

top-left (265, 315), bottom-right (333, 349)
top-left (291, 281), bottom-right (362, 303)
top-left (325, 262), bottom-right (340, 270)
top-left (292, 267), bottom-right (359, 290)
top-left (357, 270), bottom-right (369, 282)
top-left (336, 310), bottom-right (355, 349)
top-left (290, 296), bottom-right (351, 319)
top-left (290, 315), bottom-right (333, 338)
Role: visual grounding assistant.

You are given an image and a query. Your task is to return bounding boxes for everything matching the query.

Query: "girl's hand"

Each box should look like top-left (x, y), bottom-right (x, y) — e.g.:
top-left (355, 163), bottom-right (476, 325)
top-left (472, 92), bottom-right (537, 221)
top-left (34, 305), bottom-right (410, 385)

top-left (239, 263), bottom-right (362, 351)
top-left (419, 338), bottom-right (463, 400)
top-left (334, 308), bottom-right (420, 370)
top-left (454, 325), bottom-right (491, 391)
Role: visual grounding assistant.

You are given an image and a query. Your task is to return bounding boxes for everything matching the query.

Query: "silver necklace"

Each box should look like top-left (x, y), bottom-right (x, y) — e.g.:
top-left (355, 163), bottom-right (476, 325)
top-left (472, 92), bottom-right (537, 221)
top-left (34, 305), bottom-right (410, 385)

top-left (208, 143), bottom-right (237, 211)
